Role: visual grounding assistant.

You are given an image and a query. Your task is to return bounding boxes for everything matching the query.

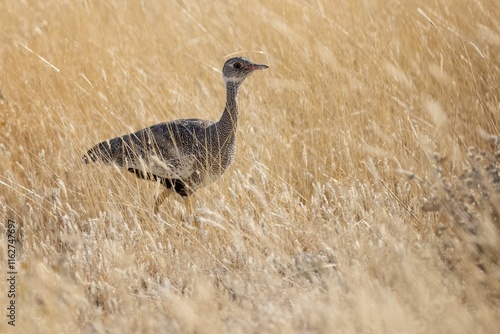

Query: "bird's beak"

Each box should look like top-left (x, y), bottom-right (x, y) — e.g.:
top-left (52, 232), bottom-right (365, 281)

top-left (248, 63), bottom-right (269, 71)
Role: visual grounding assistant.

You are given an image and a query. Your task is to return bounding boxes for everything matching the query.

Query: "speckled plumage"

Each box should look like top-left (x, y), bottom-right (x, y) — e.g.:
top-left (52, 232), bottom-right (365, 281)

top-left (83, 57), bottom-right (268, 210)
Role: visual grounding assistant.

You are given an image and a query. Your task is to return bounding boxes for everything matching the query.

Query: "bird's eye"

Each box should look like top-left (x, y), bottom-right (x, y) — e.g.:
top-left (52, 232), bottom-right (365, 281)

top-left (233, 62), bottom-right (242, 69)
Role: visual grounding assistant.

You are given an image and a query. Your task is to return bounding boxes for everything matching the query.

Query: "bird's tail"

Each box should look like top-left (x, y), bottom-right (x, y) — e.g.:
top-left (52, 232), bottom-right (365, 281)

top-left (82, 141), bottom-right (114, 164)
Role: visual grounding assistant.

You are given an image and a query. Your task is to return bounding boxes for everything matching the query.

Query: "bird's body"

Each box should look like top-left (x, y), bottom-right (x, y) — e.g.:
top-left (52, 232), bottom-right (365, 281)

top-left (83, 57), bottom-right (268, 212)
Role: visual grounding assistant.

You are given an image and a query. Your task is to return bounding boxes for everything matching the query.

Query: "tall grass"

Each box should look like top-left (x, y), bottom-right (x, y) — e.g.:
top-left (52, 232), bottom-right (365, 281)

top-left (1, 0), bottom-right (499, 332)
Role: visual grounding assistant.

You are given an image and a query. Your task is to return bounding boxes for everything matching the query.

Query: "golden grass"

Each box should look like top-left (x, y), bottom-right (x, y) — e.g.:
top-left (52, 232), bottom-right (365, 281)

top-left (1, 0), bottom-right (500, 332)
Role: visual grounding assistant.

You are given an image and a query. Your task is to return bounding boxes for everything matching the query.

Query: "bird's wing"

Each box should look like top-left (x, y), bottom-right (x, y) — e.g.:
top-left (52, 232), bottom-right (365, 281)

top-left (125, 153), bottom-right (196, 180)
top-left (84, 118), bottom-right (213, 181)
top-left (120, 118), bottom-right (213, 180)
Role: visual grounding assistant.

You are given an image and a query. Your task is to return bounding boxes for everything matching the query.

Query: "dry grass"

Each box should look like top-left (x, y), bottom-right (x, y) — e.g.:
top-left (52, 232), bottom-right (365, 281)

top-left (1, 0), bottom-right (500, 332)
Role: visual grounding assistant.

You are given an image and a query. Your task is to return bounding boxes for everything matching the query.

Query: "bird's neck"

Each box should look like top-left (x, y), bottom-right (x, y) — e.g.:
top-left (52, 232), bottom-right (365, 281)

top-left (216, 81), bottom-right (241, 137)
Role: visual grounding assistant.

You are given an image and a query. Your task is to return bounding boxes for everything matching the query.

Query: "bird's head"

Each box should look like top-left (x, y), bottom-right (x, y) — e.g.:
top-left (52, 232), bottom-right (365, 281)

top-left (222, 57), bottom-right (268, 85)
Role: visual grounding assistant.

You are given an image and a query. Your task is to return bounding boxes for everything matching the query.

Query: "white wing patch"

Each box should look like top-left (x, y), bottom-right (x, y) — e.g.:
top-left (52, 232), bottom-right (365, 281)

top-left (124, 154), bottom-right (196, 180)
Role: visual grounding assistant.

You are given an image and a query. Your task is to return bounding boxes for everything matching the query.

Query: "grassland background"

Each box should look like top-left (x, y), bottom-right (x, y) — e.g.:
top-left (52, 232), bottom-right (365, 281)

top-left (1, 0), bottom-right (500, 332)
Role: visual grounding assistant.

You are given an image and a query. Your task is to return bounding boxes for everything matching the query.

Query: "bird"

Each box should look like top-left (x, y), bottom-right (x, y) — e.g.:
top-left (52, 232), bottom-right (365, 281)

top-left (82, 57), bottom-right (268, 213)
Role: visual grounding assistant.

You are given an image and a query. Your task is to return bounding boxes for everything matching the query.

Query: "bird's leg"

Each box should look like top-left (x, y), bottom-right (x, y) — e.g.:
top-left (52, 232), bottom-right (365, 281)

top-left (154, 189), bottom-right (171, 213)
top-left (183, 196), bottom-right (193, 215)
top-left (183, 196), bottom-right (200, 227)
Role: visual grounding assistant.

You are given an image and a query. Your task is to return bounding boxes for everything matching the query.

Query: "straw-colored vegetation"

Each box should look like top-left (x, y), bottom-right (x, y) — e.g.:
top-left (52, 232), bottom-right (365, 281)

top-left (1, 0), bottom-right (499, 332)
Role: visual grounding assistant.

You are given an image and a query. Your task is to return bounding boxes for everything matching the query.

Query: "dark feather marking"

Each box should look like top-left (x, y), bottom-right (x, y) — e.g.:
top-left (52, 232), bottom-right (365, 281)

top-left (127, 168), bottom-right (190, 197)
